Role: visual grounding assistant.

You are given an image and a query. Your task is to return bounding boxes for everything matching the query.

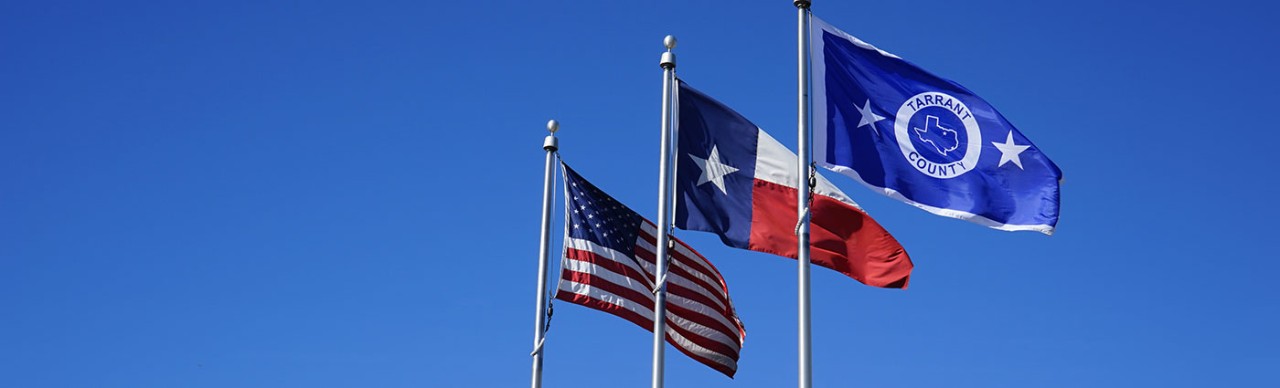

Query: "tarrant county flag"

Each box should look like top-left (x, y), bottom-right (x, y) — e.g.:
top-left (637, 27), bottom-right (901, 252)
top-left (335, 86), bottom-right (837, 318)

top-left (810, 16), bottom-right (1063, 234)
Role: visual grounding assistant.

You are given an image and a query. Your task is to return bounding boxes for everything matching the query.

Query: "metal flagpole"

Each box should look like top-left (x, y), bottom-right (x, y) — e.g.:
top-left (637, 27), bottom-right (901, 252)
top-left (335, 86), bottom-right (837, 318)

top-left (651, 35), bottom-right (678, 388)
top-left (794, 1), bottom-right (814, 388)
top-left (530, 119), bottom-right (560, 388)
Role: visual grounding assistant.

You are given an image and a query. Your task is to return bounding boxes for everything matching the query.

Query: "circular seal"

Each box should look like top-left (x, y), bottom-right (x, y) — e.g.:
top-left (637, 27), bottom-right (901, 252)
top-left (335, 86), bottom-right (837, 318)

top-left (893, 92), bottom-right (982, 179)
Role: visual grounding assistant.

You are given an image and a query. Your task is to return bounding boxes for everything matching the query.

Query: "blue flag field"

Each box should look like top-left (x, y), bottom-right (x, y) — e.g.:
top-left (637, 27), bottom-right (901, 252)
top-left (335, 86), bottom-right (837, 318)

top-left (810, 16), bottom-right (1063, 234)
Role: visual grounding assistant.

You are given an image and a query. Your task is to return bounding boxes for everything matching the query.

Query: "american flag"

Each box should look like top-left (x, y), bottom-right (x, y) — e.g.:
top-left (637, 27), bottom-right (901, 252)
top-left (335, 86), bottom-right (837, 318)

top-left (555, 163), bottom-right (746, 377)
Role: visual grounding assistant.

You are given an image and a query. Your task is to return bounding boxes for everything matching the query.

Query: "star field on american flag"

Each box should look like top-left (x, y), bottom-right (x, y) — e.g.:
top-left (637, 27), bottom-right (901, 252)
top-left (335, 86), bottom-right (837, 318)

top-left (564, 165), bottom-right (643, 254)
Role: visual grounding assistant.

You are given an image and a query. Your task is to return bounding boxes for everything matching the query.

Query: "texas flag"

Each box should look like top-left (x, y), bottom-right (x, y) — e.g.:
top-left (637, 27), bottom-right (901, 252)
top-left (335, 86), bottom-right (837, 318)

top-left (674, 80), bottom-right (913, 289)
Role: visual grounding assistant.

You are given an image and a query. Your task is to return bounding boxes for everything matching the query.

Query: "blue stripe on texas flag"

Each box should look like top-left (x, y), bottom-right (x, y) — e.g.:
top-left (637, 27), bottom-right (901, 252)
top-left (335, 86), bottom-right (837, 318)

top-left (674, 80), bottom-right (758, 249)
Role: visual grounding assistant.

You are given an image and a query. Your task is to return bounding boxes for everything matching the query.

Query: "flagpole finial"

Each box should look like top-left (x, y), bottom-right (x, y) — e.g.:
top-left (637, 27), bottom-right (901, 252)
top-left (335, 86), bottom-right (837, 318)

top-left (794, 0), bottom-right (811, 9)
top-left (660, 35), bottom-right (677, 70)
top-left (544, 120), bottom-right (559, 151)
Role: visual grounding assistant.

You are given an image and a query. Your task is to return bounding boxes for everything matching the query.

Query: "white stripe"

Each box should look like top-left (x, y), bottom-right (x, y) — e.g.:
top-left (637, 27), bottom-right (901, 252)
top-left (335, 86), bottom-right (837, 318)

top-left (565, 237), bottom-right (653, 286)
top-left (811, 15), bottom-right (830, 170)
top-left (639, 222), bottom-right (727, 291)
top-left (820, 162), bottom-right (1055, 234)
top-left (638, 223), bottom-right (732, 301)
top-left (620, 249), bottom-right (741, 342)
top-left (558, 280), bottom-right (654, 322)
top-left (570, 238), bottom-right (742, 335)
top-left (808, 9), bottom-right (901, 161)
top-left (752, 127), bottom-right (798, 187)
top-left (808, 16), bottom-right (901, 197)
top-left (753, 127), bottom-right (866, 211)
top-left (558, 281), bottom-right (740, 370)
top-left (634, 237), bottom-right (728, 311)
top-left (808, 15), bottom-right (901, 170)
top-left (667, 238), bottom-right (721, 281)
top-left (807, 16), bottom-right (893, 212)
top-left (811, 16), bottom-right (902, 59)
top-left (561, 254), bottom-right (654, 301)
top-left (664, 292), bottom-right (741, 345)
top-left (667, 315), bottom-right (741, 352)
top-left (557, 278), bottom-right (741, 351)
top-left (561, 223), bottom-right (745, 372)
top-left (662, 324), bottom-right (739, 370)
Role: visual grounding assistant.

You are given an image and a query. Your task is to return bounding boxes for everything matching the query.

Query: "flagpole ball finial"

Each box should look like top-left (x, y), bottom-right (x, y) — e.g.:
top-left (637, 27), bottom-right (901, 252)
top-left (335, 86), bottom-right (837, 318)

top-left (794, 0), bottom-right (811, 8)
top-left (660, 35), bottom-right (676, 69)
top-left (543, 120), bottom-right (559, 151)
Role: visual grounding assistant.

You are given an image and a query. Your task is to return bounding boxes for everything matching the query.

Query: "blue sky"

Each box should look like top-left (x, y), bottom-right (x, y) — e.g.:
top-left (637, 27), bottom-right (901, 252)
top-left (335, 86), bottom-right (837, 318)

top-left (3, 1), bottom-right (1278, 387)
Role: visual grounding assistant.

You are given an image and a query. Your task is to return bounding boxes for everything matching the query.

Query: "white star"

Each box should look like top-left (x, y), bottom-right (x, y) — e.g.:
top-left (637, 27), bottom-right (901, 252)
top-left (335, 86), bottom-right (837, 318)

top-left (992, 131), bottom-right (1031, 169)
top-left (689, 145), bottom-right (740, 195)
top-left (855, 99), bottom-right (885, 130)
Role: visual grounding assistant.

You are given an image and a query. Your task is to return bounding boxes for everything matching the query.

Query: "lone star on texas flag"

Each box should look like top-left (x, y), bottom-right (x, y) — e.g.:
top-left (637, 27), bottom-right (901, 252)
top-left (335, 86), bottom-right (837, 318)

top-left (689, 145), bottom-right (740, 195)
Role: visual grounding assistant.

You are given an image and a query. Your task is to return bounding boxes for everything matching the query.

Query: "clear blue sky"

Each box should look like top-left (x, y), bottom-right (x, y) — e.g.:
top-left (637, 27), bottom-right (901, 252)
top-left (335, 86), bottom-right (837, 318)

top-left (3, 1), bottom-right (1277, 387)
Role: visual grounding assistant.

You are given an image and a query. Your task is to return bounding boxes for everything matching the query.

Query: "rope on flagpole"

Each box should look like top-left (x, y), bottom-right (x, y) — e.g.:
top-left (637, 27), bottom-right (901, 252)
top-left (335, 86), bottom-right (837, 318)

top-left (795, 162), bottom-right (817, 235)
top-left (531, 153), bottom-right (565, 358)
top-left (651, 239), bottom-right (675, 295)
top-left (529, 299), bottom-right (553, 356)
top-left (529, 120), bottom-right (560, 388)
top-left (655, 79), bottom-right (681, 295)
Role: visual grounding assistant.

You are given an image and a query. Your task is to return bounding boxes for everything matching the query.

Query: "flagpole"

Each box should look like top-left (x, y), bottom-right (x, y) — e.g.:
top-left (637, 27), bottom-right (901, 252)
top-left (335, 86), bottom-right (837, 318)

top-left (530, 119), bottom-right (559, 388)
top-left (651, 35), bottom-right (678, 388)
top-left (795, 1), bottom-right (814, 388)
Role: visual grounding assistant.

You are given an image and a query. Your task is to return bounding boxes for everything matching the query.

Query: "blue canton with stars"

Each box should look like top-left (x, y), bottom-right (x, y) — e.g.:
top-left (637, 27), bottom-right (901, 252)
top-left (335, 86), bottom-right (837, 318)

top-left (563, 163), bottom-right (644, 254)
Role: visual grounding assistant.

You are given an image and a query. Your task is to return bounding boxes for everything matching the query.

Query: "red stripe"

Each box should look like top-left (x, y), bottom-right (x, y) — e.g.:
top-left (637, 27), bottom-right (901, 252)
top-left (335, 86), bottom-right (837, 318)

top-left (635, 224), bottom-right (746, 343)
top-left (554, 280), bottom-right (742, 361)
top-left (662, 243), bottom-right (745, 337)
top-left (554, 292), bottom-right (738, 377)
top-left (668, 238), bottom-right (734, 295)
top-left (556, 270), bottom-right (741, 358)
top-left (565, 247), bottom-right (654, 287)
top-left (559, 269), bottom-right (654, 310)
top-left (748, 179), bottom-right (913, 288)
top-left (631, 235), bottom-right (733, 308)
top-left (665, 331), bottom-right (738, 378)
top-left (635, 226), bottom-right (738, 318)
top-left (661, 300), bottom-right (743, 355)
top-left (636, 230), bottom-right (728, 289)
top-left (633, 247), bottom-right (732, 311)
top-left (639, 223), bottom-right (728, 280)
top-left (565, 248), bottom-right (737, 343)
top-left (565, 246), bottom-right (740, 342)
top-left (664, 282), bottom-right (742, 341)
top-left (666, 244), bottom-right (734, 310)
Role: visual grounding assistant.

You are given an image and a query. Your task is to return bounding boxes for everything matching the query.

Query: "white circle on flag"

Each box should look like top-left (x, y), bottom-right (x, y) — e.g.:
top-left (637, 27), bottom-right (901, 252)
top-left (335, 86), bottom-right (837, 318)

top-left (894, 91), bottom-right (983, 179)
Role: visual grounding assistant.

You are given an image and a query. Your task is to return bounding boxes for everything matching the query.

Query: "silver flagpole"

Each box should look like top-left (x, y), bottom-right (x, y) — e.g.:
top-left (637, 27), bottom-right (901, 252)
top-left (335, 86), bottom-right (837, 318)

top-left (794, 1), bottom-right (814, 388)
top-left (651, 35), bottom-right (678, 388)
top-left (530, 119), bottom-right (559, 388)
